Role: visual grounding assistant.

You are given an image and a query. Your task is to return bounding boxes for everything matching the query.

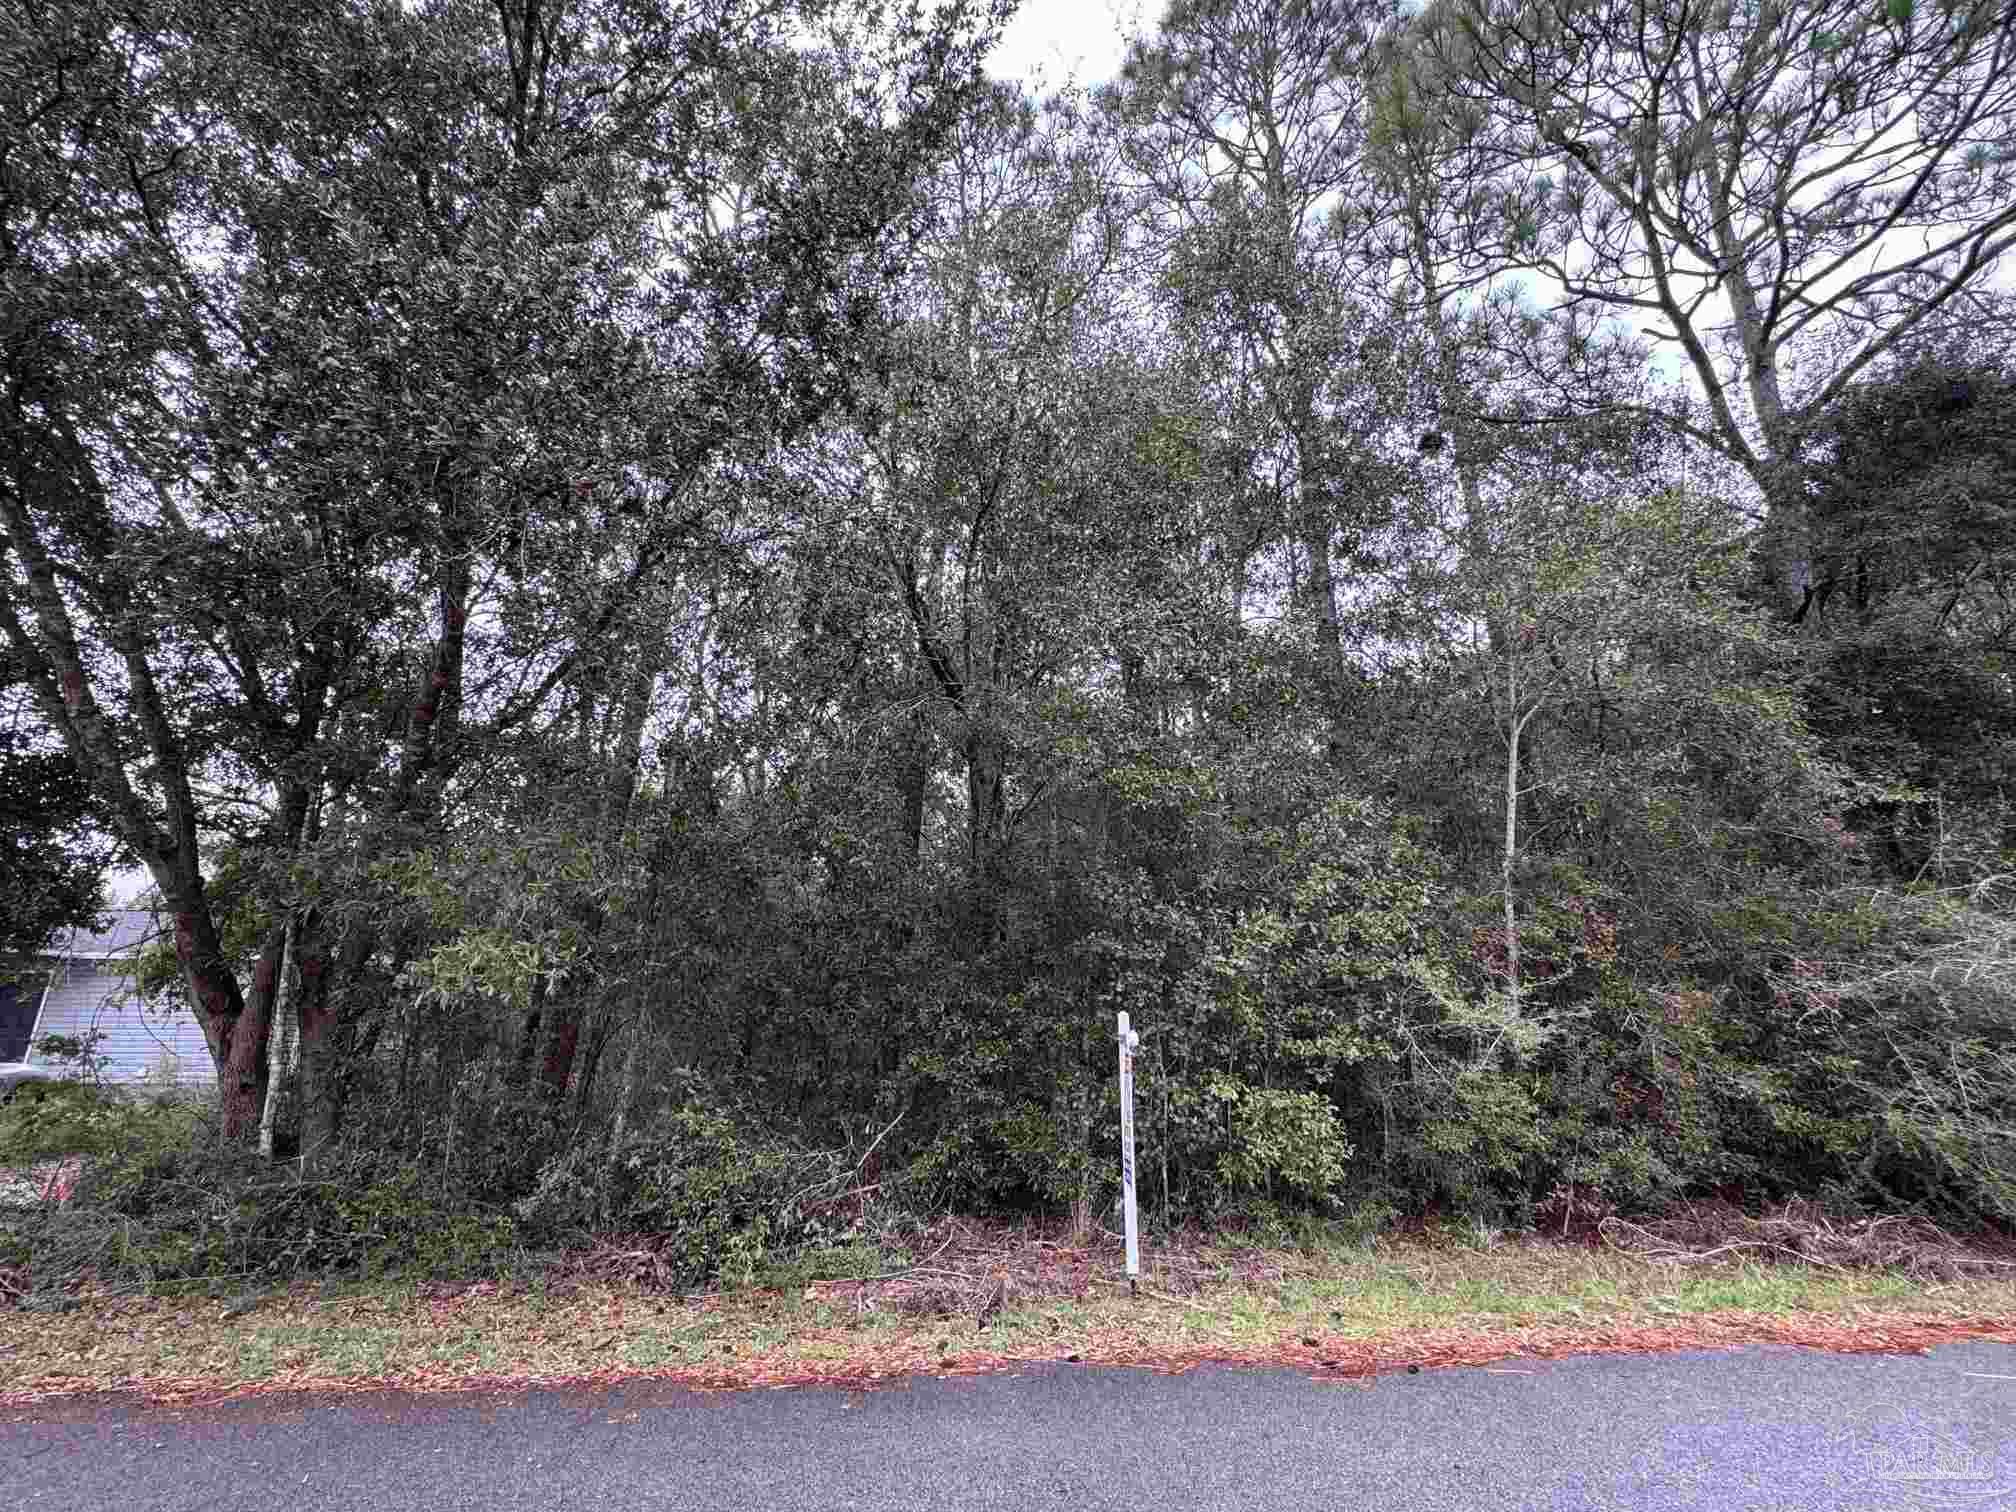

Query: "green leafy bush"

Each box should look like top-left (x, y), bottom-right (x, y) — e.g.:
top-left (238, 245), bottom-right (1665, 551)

top-left (0, 1082), bottom-right (202, 1164)
top-left (10, 1127), bottom-right (527, 1289)
top-left (515, 1099), bottom-right (835, 1287)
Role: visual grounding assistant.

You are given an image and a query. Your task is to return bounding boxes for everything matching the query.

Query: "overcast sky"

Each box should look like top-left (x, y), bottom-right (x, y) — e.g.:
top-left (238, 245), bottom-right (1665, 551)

top-left (984, 0), bottom-right (1136, 86)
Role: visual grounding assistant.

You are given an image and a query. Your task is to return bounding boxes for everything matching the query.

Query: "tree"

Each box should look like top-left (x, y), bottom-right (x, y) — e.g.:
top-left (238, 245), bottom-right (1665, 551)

top-left (0, 663), bottom-right (111, 958)
top-left (0, 0), bottom-right (1002, 1138)
top-left (1389, 0), bottom-right (2016, 616)
top-left (1415, 472), bottom-right (1773, 1009)
top-left (1101, 0), bottom-right (1423, 763)
top-left (850, 84), bottom-right (1200, 902)
top-left (1798, 343), bottom-right (2016, 875)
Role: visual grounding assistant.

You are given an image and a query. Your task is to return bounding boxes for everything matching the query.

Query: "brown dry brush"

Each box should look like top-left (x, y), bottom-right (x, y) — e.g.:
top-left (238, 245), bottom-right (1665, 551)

top-left (566, 1212), bottom-right (1309, 1325)
top-left (1597, 1197), bottom-right (2016, 1281)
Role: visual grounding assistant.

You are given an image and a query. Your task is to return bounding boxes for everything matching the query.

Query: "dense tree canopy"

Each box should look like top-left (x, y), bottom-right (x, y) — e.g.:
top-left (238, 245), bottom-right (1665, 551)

top-left (1, 656), bottom-right (110, 957)
top-left (4, 0), bottom-right (2014, 1262)
top-left (1797, 340), bottom-right (2016, 874)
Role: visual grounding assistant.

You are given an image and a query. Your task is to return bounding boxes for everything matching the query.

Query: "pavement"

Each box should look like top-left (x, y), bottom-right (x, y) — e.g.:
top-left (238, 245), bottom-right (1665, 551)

top-left (6, 1343), bottom-right (2016, 1511)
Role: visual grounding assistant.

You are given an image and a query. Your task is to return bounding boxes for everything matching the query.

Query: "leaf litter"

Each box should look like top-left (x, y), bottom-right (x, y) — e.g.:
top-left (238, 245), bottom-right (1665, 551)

top-left (5, 1212), bottom-right (2016, 1410)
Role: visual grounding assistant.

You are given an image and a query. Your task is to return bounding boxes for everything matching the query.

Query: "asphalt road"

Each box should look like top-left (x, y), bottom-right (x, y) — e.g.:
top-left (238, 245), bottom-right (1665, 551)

top-left (7, 1344), bottom-right (2015, 1511)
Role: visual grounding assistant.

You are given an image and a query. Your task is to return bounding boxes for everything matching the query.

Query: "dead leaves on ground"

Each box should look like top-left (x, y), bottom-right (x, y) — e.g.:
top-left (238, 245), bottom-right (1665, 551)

top-left (6, 1213), bottom-right (2016, 1410)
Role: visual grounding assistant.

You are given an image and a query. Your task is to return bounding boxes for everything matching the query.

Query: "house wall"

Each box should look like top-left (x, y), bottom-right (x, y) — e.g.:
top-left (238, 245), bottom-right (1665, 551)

top-left (30, 960), bottom-right (216, 1087)
top-left (1, 979), bottom-right (39, 1062)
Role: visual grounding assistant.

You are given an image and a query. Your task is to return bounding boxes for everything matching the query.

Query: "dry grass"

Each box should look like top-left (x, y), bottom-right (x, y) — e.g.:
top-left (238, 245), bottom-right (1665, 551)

top-left (1596, 1198), bottom-right (2016, 1280)
top-left (7, 1211), bottom-right (2016, 1408)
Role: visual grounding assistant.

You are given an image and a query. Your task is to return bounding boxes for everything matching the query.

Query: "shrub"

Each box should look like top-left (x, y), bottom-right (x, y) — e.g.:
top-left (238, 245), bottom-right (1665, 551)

top-left (0, 1082), bottom-right (202, 1165)
top-left (9, 1124), bottom-right (528, 1290)
top-left (516, 1097), bottom-right (838, 1287)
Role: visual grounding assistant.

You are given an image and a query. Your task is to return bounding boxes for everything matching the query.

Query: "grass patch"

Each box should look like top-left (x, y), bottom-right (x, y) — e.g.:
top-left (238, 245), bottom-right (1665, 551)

top-left (6, 1219), bottom-right (2016, 1406)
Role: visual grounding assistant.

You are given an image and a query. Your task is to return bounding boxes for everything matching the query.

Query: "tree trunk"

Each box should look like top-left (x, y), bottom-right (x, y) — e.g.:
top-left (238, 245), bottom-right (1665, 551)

top-left (965, 726), bottom-right (1007, 868)
top-left (295, 988), bottom-right (340, 1173)
top-left (537, 644), bottom-right (658, 1101)
top-left (573, 1006), bottom-right (619, 1114)
top-left (513, 976), bottom-right (545, 1089)
top-left (1286, 376), bottom-right (1350, 765)
top-left (963, 725), bottom-right (1009, 951)
top-left (603, 660), bottom-right (655, 840)
top-left (1302, 520), bottom-right (1349, 763)
top-left (1500, 676), bottom-right (1536, 1022)
top-left (607, 1004), bottom-right (649, 1156)
top-left (258, 913), bottom-right (301, 1160)
top-left (0, 489), bottom-right (274, 1134)
top-left (898, 702), bottom-right (930, 864)
top-left (170, 900), bottom-right (264, 1136)
top-left (540, 998), bottom-right (583, 1097)
top-left (291, 912), bottom-right (364, 1174)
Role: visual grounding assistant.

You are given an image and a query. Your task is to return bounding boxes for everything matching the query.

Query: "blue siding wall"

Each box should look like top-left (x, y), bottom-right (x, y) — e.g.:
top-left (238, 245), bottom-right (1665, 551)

top-left (31, 960), bottom-right (215, 1087)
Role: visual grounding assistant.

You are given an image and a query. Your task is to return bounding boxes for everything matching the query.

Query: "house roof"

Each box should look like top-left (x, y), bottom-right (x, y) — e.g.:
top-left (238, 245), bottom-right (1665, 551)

top-left (46, 909), bottom-right (162, 960)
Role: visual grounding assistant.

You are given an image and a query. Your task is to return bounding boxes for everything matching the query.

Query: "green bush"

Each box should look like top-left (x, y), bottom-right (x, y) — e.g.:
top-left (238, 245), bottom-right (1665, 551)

top-left (0, 1082), bottom-right (203, 1164)
top-left (10, 1125), bottom-right (528, 1290)
top-left (515, 1099), bottom-right (837, 1287)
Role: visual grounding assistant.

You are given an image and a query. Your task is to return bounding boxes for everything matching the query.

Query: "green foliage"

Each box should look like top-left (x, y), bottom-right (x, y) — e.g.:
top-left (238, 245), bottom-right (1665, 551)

top-left (1209, 1083), bottom-right (1351, 1200)
top-left (1797, 349), bottom-right (2016, 879)
top-left (13, 1132), bottom-right (527, 1288)
top-left (1704, 884), bottom-right (2016, 1221)
top-left (0, 1082), bottom-right (197, 1164)
top-left (0, 660), bottom-right (112, 957)
top-left (11, 0), bottom-right (2016, 1292)
top-left (515, 1100), bottom-right (834, 1287)
top-left (26, 1031), bottom-right (112, 1086)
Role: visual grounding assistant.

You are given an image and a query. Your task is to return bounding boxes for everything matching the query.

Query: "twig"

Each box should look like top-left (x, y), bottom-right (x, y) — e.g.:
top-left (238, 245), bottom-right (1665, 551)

top-left (852, 1110), bottom-right (904, 1173)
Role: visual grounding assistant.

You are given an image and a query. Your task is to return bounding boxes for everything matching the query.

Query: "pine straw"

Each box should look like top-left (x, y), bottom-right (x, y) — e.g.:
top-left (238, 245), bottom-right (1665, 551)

top-left (791, 1217), bottom-right (1250, 1318)
top-left (8, 1308), bottom-right (2016, 1411)
top-left (564, 1215), bottom-right (1284, 1318)
top-left (8, 1211), bottom-right (2016, 1411)
top-left (1598, 1198), bottom-right (2016, 1280)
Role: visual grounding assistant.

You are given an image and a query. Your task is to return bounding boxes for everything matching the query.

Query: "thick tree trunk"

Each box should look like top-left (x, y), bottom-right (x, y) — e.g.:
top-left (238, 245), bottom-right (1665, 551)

top-left (217, 919), bottom-right (288, 1135)
top-left (0, 487), bottom-right (274, 1134)
top-left (169, 897), bottom-right (263, 1135)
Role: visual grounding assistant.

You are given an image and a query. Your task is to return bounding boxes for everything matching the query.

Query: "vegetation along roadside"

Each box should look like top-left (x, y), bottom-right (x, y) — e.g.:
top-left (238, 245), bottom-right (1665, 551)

top-left (4, 0), bottom-right (2016, 1410)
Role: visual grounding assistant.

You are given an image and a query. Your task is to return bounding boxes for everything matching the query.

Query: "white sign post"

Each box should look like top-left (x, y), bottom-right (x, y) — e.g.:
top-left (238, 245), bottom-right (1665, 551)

top-left (1117, 1011), bottom-right (1140, 1294)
